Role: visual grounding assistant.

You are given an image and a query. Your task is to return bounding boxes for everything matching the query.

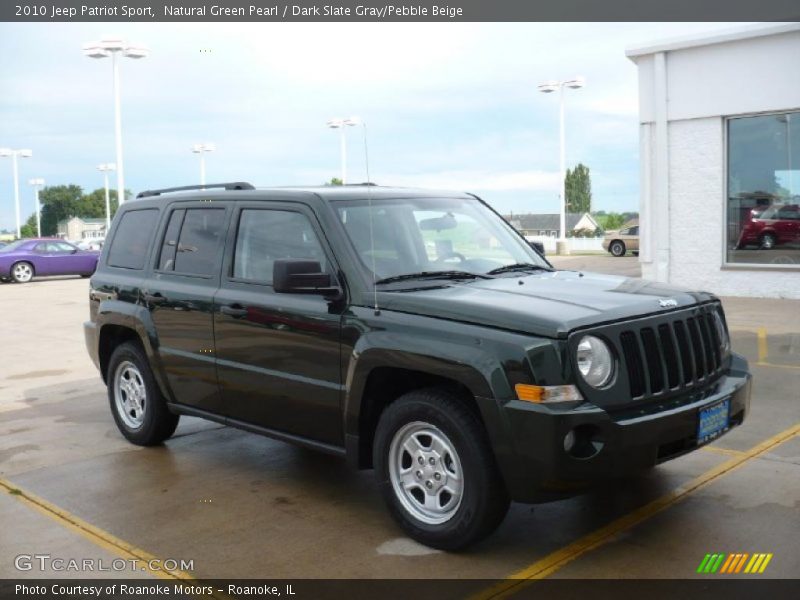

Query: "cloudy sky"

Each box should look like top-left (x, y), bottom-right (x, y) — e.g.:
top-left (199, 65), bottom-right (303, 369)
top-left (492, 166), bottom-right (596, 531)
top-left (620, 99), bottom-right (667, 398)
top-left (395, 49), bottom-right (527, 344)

top-left (0, 21), bottom-right (746, 231)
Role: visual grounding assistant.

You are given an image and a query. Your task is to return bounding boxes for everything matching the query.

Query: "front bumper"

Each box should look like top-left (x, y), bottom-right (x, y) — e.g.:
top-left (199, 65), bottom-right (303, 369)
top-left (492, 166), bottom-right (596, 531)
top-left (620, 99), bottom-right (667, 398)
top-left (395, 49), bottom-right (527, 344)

top-left (488, 353), bottom-right (751, 503)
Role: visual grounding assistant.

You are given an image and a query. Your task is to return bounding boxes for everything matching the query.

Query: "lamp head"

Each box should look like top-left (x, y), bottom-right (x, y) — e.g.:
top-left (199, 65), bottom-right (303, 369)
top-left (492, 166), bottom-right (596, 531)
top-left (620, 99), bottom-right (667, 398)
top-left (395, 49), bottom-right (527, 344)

top-left (344, 117), bottom-right (362, 126)
top-left (19, 149), bottom-right (33, 158)
top-left (565, 76), bottom-right (586, 89)
top-left (537, 81), bottom-right (560, 93)
top-left (123, 46), bottom-right (149, 59)
top-left (28, 178), bottom-right (45, 186)
top-left (326, 119), bottom-right (344, 129)
top-left (0, 148), bottom-right (11, 157)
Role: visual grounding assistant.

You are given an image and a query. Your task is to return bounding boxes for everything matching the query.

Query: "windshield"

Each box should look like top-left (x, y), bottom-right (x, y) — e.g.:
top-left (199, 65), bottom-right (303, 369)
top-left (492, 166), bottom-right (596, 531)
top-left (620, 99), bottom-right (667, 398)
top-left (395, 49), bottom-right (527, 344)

top-left (335, 197), bottom-right (549, 281)
top-left (0, 240), bottom-right (27, 253)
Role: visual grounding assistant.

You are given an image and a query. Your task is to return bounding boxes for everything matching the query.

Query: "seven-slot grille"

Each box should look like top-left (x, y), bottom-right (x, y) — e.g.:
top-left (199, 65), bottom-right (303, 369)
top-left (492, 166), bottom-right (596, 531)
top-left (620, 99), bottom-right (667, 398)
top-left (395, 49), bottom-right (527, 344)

top-left (619, 306), bottom-right (724, 399)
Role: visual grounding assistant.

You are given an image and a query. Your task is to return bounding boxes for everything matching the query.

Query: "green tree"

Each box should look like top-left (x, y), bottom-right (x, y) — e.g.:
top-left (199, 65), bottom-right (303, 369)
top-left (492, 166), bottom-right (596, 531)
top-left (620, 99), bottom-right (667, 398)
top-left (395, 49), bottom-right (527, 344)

top-left (20, 213), bottom-right (38, 238)
top-left (565, 163), bottom-right (592, 214)
top-left (593, 212), bottom-right (626, 231)
top-left (327, 177), bottom-right (343, 186)
top-left (39, 185), bottom-right (84, 236)
top-left (79, 188), bottom-right (120, 220)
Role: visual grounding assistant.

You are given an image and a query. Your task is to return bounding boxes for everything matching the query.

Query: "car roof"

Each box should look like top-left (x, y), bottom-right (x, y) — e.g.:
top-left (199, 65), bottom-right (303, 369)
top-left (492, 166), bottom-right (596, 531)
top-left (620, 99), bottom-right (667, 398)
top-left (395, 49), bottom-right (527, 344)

top-left (129, 184), bottom-right (475, 205)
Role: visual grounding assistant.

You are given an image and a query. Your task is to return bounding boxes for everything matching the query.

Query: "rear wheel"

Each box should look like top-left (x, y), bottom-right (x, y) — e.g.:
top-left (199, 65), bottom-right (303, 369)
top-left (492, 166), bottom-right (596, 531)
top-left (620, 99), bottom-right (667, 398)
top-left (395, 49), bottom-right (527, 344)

top-left (107, 342), bottom-right (179, 446)
top-left (609, 241), bottom-right (626, 257)
top-left (11, 261), bottom-right (34, 283)
top-left (374, 389), bottom-right (510, 550)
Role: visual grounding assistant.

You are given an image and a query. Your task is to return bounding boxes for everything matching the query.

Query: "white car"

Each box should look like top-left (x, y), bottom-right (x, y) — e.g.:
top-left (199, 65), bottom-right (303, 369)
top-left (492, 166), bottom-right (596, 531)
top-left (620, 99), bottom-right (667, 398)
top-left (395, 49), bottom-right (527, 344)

top-left (74, 239), bottom-right (104, 251)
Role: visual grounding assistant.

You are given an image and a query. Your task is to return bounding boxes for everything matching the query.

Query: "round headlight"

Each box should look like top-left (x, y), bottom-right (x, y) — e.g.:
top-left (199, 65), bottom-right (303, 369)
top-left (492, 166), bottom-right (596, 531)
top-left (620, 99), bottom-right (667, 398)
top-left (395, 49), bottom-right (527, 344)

top-left (713, 311), bottom-right (730, 354)
top-left (576, 335), bottom-right (615, 388)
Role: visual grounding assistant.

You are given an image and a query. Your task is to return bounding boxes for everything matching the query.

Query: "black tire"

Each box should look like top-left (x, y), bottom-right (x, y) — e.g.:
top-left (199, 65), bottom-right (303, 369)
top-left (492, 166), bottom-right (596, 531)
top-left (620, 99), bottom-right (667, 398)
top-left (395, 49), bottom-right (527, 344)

top-left (760, 233), bottom-right (777, 250)
top-left (373, 388), bottom-right (510, 550)
top-left (107, 341), bottom-right (179, 446)
top-left (609, 240), bottom-right (626, 257)
top-left (10, 261), bottom-right (34, 283)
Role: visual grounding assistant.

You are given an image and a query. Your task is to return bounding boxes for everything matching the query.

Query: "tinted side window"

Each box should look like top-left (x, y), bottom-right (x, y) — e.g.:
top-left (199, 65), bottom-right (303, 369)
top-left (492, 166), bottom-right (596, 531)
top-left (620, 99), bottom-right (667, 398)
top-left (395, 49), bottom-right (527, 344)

top-left (108, 209), bottom-right (159, 270)
top-left (172, 208), bottom-right (226, 276)
top-left (233, 209), bottom-right (327, 284)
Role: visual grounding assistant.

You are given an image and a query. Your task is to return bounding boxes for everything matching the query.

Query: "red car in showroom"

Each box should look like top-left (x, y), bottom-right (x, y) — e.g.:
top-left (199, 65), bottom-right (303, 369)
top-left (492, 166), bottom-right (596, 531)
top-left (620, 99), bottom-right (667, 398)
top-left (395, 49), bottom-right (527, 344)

top-left (736, 204), bottom-right (800, 249)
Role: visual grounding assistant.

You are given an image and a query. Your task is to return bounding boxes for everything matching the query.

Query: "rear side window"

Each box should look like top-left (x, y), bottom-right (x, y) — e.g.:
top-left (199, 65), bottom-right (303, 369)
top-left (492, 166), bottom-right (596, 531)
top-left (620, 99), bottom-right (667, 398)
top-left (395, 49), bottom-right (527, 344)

top-left (159, 208), bottom-right (226, 277)
top-left (107, 209), bottom-right (159, 270)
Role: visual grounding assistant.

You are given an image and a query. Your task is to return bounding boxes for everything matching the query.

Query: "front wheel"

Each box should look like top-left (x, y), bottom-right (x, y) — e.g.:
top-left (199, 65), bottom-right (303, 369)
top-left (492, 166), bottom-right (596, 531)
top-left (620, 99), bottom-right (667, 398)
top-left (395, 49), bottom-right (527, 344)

top-left (760, 233), bottom-right (777, 249)
top-left (107, 341), bottom-right (179, 446)
top-left (609, 240), bottom-right (626, 257)
top-left (374, 389), bottom-right (510, 550)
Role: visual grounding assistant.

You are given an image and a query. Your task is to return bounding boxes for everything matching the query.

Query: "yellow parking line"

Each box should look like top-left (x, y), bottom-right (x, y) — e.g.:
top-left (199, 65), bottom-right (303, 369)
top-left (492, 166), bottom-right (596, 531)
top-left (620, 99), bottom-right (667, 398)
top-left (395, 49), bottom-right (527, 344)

top-left (700, 445), bottom-right (746, 458)
top-left (757, 327), bottom-right (768, 363)
top-left (0, 477), bottom-right (194, 582)
top-left (472, 421), bottom-right (800, 600)
top-left (755, 361), bottom-right (800, 371)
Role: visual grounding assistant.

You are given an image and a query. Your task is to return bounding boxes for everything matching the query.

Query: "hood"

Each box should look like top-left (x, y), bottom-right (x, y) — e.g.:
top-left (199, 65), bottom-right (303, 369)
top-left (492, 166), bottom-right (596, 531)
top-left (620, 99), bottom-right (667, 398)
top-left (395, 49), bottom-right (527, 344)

top-left (376, 270), bottom-right (715, 338)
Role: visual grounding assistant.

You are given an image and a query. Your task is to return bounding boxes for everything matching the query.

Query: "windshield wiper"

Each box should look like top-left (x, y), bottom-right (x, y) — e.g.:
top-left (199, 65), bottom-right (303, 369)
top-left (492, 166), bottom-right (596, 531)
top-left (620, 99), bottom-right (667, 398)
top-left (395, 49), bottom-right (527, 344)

top-left (487, 263), bottom-right (553, 275)
top-left (375, 270), bottom-right (491, 285)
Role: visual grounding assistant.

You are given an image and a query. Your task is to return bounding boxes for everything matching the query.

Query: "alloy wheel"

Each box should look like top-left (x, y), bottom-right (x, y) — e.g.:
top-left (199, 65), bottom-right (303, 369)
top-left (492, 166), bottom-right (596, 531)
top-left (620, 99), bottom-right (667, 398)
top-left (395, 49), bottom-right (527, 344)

top-left (388, 421), bottom-right (464, 525)
top-left (113, 361), bottom-right (147, 429)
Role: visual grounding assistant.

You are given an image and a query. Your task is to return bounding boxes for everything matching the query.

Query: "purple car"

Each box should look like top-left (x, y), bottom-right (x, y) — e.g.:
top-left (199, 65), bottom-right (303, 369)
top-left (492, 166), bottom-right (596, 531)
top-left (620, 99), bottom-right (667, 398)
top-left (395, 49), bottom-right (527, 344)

top-left (0, 239), bottom-right (100, 283)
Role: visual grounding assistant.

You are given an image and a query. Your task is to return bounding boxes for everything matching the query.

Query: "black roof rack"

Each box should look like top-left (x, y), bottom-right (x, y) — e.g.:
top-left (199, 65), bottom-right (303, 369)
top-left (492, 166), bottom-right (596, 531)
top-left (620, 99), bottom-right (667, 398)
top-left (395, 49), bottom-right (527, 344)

top-left (136, 182), bottom-right (255, 199)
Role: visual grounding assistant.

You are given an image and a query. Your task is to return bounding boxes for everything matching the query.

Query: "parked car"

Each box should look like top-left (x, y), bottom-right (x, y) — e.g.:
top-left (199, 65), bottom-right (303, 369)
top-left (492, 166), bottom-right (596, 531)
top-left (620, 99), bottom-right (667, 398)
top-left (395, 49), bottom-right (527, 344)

top-left (736, 204), bottom-right (800, 249)
top-left (85, 183), bottom-right (751, 549)
top-left (0, 238), bottom-right (100, 283)
top-left (74, 238), bottom-right (105, 251)
top-left (603, 225), bottom-right (639, 257)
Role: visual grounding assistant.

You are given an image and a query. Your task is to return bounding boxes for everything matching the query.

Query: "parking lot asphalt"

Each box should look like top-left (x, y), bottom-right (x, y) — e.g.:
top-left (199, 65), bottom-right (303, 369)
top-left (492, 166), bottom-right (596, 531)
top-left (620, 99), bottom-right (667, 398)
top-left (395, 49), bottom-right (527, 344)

top-left (1, 256), bottom-right (798, 588)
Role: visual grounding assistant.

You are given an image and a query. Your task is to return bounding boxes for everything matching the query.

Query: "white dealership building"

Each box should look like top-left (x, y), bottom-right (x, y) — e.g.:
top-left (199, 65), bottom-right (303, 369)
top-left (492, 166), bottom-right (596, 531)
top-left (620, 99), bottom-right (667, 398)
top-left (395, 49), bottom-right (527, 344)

top-left (627, 23), bottom-right (800, 299)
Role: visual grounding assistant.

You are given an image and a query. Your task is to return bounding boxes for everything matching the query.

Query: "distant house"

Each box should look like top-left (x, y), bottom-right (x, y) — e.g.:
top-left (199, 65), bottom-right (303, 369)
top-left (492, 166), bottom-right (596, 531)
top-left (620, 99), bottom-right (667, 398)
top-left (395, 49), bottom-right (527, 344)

top-left (57, 217), bottom-right (107, 241)
top-left (504, 212), bottom-right (600, 238)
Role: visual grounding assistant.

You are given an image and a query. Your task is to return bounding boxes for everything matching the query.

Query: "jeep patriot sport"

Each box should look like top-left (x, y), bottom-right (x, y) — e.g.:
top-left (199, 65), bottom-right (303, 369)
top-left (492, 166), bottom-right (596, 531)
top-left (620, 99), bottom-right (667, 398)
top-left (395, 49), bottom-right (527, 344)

top-left (85, 183), bottom-right (752, 549)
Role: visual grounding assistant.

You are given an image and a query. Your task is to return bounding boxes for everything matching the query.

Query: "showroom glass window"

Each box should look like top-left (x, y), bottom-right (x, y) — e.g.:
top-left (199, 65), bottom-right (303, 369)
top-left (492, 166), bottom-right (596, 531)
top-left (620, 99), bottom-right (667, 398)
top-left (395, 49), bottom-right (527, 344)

top-left (727, 111), bottom-right (800, 266)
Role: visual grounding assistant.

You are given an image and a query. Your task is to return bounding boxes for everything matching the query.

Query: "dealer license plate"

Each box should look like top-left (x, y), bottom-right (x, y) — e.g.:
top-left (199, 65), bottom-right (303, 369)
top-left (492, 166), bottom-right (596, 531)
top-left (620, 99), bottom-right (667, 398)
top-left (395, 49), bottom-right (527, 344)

top-left (697, 398), bottom-right (731, 445)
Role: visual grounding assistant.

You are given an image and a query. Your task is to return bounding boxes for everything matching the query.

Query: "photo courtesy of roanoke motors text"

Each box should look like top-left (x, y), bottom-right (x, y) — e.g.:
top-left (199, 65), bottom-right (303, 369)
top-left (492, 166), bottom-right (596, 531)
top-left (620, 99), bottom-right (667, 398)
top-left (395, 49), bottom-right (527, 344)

top-left (0, 1), bottom-right (798, 599)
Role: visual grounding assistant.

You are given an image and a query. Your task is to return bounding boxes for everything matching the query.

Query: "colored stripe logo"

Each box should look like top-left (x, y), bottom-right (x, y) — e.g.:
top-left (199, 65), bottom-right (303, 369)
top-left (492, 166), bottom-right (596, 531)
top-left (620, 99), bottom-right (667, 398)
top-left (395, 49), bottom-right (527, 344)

top-left (697, 553), bottom-right (773, 574)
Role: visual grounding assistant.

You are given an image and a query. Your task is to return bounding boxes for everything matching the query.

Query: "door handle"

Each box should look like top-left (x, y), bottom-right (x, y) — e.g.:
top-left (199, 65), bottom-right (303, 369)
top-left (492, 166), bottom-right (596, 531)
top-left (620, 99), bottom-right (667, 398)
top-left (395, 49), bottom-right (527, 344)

top-left (143, 292), bottom-right (166, 305)
top-left (220, 304), bottom-right (248, 318)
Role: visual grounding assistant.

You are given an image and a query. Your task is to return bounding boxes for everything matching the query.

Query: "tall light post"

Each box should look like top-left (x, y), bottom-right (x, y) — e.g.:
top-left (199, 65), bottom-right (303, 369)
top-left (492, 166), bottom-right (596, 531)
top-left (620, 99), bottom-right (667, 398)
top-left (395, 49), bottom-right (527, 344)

top-left (0, 148), bottom-right (33, 239)
top-left (28, 178), bottom-right (45, 237)
top-left (83, 37), bottom-right (149, 206)
top-left (538, 77), bottom-right (585, 255)
top-left (97, 163), bottom-right (116, 231)
top-left (326, 117), bottom-right (360, 184)
top-left (191, 143), bottom-right (215, 186)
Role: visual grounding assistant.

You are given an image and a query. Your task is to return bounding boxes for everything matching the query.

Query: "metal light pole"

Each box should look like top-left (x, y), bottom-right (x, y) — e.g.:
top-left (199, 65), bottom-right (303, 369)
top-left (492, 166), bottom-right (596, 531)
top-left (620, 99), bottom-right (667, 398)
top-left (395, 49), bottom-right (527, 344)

top-left (0, 148), bottom-right (33, 238)
top-left (28, 178), bottom-right (45, 237)
top-left (83, 38), bottom-right (149, 206)
top-left (538, 77), bottom-right (585, 255)
top-left (97, 163), bottom-right (116, 231)
top-left (191, 143), bottom-right (215, 186)
top-left (326, 117), bottom-right (360, 184)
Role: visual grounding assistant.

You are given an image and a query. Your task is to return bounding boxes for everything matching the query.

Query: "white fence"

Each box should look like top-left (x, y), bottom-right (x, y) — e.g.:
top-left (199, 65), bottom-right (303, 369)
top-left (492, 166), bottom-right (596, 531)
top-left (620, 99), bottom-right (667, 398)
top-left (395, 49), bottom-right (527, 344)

top-left (525, 235), bottom-right (606, 254)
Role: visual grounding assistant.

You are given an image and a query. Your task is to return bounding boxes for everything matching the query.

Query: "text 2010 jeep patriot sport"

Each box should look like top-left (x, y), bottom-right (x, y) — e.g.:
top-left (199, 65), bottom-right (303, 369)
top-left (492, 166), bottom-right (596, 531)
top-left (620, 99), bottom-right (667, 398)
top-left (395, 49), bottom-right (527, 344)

top-left (85, 183), bottom-right (752, 549)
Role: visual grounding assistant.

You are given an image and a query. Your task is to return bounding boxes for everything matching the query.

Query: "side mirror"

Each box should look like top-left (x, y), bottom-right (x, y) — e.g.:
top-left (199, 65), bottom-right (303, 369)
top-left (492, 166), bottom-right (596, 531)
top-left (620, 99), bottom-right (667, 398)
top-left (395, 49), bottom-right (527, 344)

top-left (529, 241), bottom-right (545, 256)
top-left (273, 259), bottom-right (339, 296)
